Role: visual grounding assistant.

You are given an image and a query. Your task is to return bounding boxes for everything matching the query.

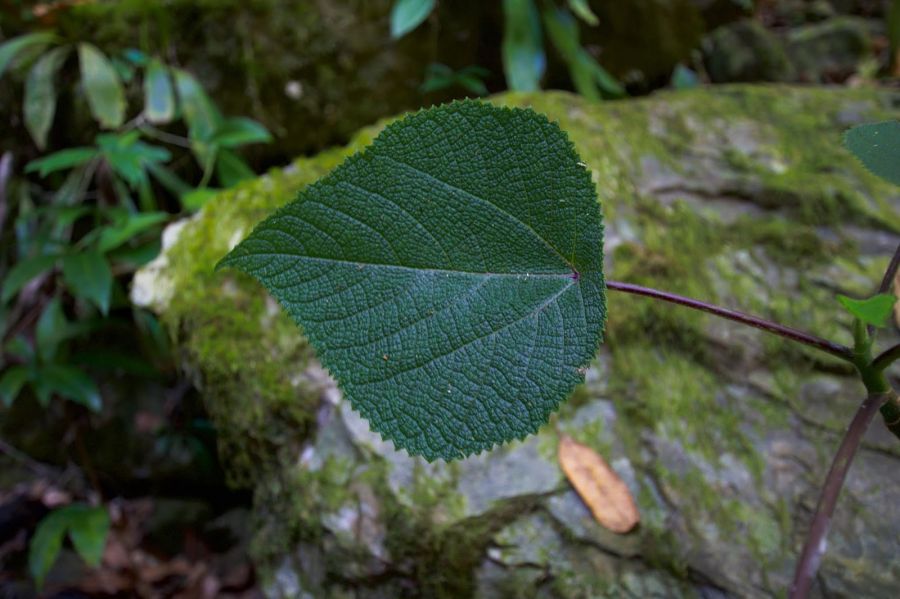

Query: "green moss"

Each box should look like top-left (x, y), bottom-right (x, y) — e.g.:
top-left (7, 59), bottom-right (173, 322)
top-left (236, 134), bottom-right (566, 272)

top-left (143, 85), bottom-right (899, 594)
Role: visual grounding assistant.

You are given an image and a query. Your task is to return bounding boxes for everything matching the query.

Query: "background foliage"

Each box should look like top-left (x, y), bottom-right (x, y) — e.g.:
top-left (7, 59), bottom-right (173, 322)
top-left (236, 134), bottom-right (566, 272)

top-left (0, 0), bottom-right (897, 595)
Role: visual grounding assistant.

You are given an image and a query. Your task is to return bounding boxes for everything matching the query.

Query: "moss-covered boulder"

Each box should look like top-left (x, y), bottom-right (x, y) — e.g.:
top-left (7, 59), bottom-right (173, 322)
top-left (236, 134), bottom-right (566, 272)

top-left (134, 85), bottom-right (900, 597)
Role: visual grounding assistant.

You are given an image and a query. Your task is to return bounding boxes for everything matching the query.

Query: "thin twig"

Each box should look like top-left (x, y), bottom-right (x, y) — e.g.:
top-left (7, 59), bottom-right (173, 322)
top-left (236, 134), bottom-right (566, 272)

top-left (877, 243), bottom-right (900, 295)
top-left (605, 280), bottom-right (854, 361)
top-left (873, 343), bottom-right (900, 372)
top-left (0, 437), bottom-right (59, 479)
top-left (867, 242), bottom-right (900, 337)
top-left (0, 151), bottom-right (12, 233)
top-left (138, 124), bottom-right (193, 148)
top-left (789, 391), bottom-right (891, 599)
top-left (74, 423), bottom-right (103, 500)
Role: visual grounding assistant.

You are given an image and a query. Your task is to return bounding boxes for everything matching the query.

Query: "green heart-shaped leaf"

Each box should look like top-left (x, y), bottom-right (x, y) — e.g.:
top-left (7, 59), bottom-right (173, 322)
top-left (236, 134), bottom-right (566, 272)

top-left (219, 100), bottom-right (605, 461)
top-left (837, 293), bottom-right (897, 328)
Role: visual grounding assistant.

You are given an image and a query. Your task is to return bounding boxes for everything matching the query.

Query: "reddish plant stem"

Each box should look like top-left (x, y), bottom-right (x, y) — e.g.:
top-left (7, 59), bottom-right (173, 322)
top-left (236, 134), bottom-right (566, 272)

top-left (605, 280), bottom-right (854, 362)
top-left (867, 242), bottom-right (900, 337)
top-left (788, 392), bottom-right (891, 598)
top-left (873, 343), bottom-right (900, 372)
top-left (877, 243), bottom-right (900, 295)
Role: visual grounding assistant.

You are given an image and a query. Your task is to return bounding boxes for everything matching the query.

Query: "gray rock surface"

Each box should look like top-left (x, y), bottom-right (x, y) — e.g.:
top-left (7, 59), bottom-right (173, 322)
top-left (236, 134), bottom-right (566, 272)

top-left (136, 85), bottom-right (900, 597)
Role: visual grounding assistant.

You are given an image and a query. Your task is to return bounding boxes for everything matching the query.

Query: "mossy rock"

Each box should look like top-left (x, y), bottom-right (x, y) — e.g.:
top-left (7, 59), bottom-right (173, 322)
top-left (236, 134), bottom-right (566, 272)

top-left (134, 85), bottom-right (900, 597)
top-left (703, 20), bottom-right (794, 82)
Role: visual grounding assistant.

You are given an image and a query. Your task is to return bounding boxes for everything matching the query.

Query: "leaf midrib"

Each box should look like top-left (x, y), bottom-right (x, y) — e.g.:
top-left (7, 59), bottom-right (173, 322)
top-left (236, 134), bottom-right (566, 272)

top-left (238, 250), bottom-right (580, 279)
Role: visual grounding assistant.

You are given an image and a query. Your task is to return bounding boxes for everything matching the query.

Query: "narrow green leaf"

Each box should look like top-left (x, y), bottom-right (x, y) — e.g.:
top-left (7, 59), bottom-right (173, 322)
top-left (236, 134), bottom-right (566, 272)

top-left (390, 0), bottom-right (436, 38)
top-left (111, 56), bottom-right (135, 83)
top-left (4, 336), bottom-right (34, 362)
top-left (581, 54), bottom-right (625, 98)
top-left (0, 366), bottom-right (30, 407)
top-left (843, 121), bottom-right (900, 186)
top-left (24, 46), bottom-right (69, 150)
top-left (173, 69), bottom-right (221, 142)
top-left (26, 147), bottom-right (98, 177)
top-left (219, 100), bottom-right (606, 461)
top-left (1, 254), bottom-right (57, 302)
top-left (503, 0), bottom-right (546, 91)
top-left (65, 505), bottom-right (110, 566)
top-left (97, 212), bottom-right (168, 252)
top-left (456, 74), bottom-right (489, 96)
top-left (0, 32), bottom-right (57, 79)
top-left (421, 63), bottom-right (489, 96)
top-left (215, 148), bottom-right (255, 187)
top-left (543, 7), bottom-right (594, 98)
top-left (97, 132), bottom-right (171, 188)
top-left (52, 206), bottom-right (92, 228)
top-left (210, 117), bottom-right (272, 148)
top-left (78, 44), bottom-right (126, 129)
top-left (143, 58), bottom-right (175, 124)
top-left (837, 293), bottom-right (897, 328)
top-left (35, 364), bottom-right (102, 411)
top-left (29, 508), bottom-right (69, 589)
top-left (543, 8), bottom-right (624, 100)
top-left (106, 238), bottom-right (161, 268)
top-left (567, 0), bottom-right (598, 25)
top-left (146, 162), bottom-right (192, 197)
top-left (62, 252), bottom-right (113, 314)
top-left (28, 504), bottom-right (108, 589)
top-left (36, 297), bottom-right (67, 363)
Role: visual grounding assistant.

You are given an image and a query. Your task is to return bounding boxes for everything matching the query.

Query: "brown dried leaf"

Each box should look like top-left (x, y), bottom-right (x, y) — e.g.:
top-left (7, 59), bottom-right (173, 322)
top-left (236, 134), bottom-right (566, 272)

top-left (557, 435), bottom-right (640, 533)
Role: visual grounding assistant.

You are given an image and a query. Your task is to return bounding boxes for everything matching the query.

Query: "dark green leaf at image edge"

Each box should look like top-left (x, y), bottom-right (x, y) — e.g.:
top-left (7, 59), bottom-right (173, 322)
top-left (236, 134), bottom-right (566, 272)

top-left (218, 100), bottom-right (606, 461)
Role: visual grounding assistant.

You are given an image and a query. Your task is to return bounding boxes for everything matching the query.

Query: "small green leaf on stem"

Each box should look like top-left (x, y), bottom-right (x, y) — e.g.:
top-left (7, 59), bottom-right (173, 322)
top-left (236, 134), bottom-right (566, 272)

top-left (837, 293), bottom-right (897, 328)
top-left (29, 504), bottom-right (109, 589)
top-left (26, 147), bottom-right (98, 177)
top-left (503, 0), bottom-right (546, 91)
top-left (542, 7), bottom-right (623, 100)
top-left (210, 117), bottom-right (272, 148)
top-left (97, 211), bottom-right (168, 252)
top-left (97, 132), bottom-right (171, 188)
top-left (0, 366), bottom-right (30, 407)
top-left (390, 0), bottom-right (436, 39)
top-left (174, 69), bottom-right (221, 140)
top-left (1, 254), bottom-right (57, 302)
top-left (29, 508), bottom-right (68, 588)
top-left (78, 44), bottom-right (126, 129)
top-left (36, 297), bottom-right (67, 364)
top-left (215, 148), bottom-right (255, 187)
top-left (143, 58), bottom-right (175, 124)
top-left (34, 364), bottom-right (102, 411)
top-left (66, 505), bottom-right (110, 565)
top-left (24, 46), bottom-right (69, 149)
top-left (62, 251), bottom-right (113, 315)
top-left (421, 64), bottom-right (489, 96)
top-left (0, 32), bottom-right (57, 79)
top-left (567, 0), bottom-right (598, 25)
